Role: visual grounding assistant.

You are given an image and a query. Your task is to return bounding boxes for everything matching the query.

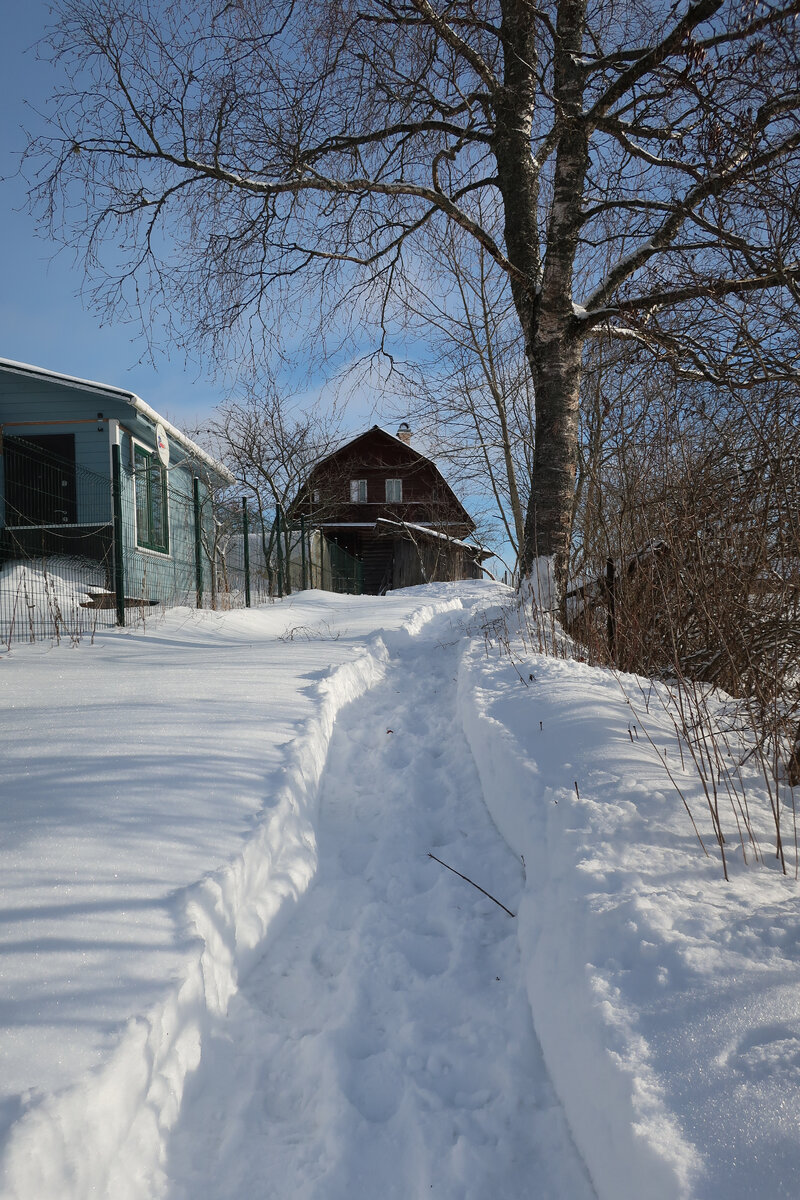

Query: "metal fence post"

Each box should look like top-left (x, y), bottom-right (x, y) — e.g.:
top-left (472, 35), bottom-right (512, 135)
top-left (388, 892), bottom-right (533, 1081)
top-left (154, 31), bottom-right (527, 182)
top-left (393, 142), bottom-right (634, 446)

top-left (193, 477), bottom-right (204, 608)
top-left (300, 513), bottom-right (307, 591)
top-left (275, 507), bottom-right (284, 598)
top-left (606, 556), bottom-right (616, 659)
top-left (111, 443), bottom-right (126, 627)
top-left (242, 496), bottom-right (251, 607)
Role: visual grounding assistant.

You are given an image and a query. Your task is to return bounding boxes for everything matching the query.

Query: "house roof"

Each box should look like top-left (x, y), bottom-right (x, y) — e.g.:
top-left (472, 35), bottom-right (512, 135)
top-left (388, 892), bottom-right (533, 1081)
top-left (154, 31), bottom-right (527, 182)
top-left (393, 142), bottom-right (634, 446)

top-left (315, 424), bottom-right (431, 465)
top-left (308, 425), bottom-right (473, 525)
top-left (0, 357), bottom-right (235, 485)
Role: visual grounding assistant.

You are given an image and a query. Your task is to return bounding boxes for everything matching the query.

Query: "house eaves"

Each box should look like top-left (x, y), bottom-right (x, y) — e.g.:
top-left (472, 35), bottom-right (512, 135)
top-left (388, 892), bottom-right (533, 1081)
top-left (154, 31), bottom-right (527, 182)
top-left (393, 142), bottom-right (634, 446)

top-left (0, 357), bottom-right (235, 486)
top-left (374, 517), bottom-right (493, 559)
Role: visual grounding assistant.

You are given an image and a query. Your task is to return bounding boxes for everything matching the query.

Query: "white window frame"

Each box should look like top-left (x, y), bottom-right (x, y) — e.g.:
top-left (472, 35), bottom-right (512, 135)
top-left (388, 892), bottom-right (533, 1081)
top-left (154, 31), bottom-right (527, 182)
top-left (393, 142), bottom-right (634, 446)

top-left (385, 478), bottom-right (403, 503)
top-left (350, 479), bottom-right (368, 503)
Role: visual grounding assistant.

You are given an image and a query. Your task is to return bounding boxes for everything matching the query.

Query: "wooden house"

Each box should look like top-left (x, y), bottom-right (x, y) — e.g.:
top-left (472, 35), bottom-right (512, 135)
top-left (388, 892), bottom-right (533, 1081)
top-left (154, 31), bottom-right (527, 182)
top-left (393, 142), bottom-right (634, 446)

top-left (0, 357), bottom-right (234, 616)
top-left (292, 425), bottom-right (489, 593)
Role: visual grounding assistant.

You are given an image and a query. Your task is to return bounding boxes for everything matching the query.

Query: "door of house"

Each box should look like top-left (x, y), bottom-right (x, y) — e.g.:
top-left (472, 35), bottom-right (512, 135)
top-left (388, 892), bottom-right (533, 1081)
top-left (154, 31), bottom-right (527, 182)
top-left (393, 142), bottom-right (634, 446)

top-left (3, 434), bottom-right (78, 525)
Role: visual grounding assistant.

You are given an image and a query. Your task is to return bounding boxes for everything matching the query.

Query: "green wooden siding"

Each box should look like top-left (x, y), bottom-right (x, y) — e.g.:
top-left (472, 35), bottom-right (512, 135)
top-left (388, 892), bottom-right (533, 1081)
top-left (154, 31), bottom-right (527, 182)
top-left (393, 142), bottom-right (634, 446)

top-left (1, 366), bottom-right (217, 605)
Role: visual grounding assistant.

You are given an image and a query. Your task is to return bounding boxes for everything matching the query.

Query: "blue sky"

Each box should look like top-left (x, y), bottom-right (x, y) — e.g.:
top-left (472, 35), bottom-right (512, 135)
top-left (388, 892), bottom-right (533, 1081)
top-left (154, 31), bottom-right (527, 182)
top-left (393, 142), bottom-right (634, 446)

top-left (0, 3), bottom-right (389, 434)
top-left (0, 3), bottom-right (228, 428)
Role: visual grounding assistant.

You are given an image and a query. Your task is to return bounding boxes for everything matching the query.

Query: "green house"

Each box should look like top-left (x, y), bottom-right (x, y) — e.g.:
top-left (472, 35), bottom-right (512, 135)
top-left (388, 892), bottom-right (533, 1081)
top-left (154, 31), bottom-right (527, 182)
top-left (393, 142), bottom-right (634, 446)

top-left (0, 357), bottom-right (234, 636)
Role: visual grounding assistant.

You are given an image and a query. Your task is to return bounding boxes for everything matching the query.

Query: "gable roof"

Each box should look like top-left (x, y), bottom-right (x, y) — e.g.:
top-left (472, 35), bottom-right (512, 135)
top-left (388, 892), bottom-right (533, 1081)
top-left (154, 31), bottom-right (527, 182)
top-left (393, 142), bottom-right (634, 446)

top-left (309, 424), bottom-right (471, 518)
top-left (310, 425), bottom-right (428, 467)
top-left (0, 357), bottom-right (235, 485)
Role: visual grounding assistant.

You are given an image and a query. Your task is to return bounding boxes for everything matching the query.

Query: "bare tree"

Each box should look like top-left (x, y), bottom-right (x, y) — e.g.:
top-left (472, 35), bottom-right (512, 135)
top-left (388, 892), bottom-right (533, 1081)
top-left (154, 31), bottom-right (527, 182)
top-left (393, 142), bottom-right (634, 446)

top-left (27, 0), bottom-right (800, 596)
top-left (202, 387), bottom-right (342, 593)
top-left (388, 221), bottom-right (533, 574)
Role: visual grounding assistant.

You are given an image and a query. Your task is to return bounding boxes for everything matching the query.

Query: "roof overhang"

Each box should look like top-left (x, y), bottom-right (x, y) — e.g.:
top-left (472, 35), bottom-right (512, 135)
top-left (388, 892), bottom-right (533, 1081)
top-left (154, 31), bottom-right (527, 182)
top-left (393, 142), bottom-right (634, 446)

top-left (374, 517), bottom-right (492, 559)
top-left (0, 357), bottom-right (235, 486)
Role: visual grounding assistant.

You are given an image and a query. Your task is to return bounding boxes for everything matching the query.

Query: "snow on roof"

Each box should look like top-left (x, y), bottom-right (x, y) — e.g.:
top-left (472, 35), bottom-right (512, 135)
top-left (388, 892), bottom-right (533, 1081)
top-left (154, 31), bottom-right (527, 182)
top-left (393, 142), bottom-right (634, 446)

top-left (0, 357), bottom-right (235, 485)
top-left (374, 517), bottom-right (492, 558)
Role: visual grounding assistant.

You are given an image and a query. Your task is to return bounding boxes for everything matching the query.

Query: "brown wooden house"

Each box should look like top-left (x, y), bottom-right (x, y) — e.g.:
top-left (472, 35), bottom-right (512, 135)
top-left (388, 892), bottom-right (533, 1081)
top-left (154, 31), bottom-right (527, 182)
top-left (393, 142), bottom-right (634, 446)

top-left (291, 425), bottom-right (489, 593)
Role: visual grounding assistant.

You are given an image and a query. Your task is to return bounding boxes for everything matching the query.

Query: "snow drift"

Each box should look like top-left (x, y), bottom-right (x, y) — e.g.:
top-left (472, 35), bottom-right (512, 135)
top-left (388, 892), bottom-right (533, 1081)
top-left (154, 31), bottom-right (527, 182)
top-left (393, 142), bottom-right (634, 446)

top-left (458, 624), bottom-right (800, 1200)
top-left (0, 594), bottom-right (463, 1200)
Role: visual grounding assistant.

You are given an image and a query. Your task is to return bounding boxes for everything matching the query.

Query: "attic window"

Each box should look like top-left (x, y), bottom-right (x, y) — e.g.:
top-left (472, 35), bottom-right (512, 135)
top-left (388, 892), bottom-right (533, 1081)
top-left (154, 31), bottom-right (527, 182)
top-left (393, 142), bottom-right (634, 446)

top-left (385, 478), bottom-right (403, 503)
top-left (350, 479), bottom-right (367, 503)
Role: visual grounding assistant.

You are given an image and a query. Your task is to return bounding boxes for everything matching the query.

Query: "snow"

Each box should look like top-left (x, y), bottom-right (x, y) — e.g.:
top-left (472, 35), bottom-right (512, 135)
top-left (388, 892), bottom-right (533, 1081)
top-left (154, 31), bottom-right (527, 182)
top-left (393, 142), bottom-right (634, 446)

top-left (1, 582), bottom-right (800, 1198)
top-left (0, 560), bottom-right (113, 644)
top-left (519, 553), bottom-right (558, 613)
top-left (374, 516), bottom-right (488, 555)
top-left (0, 589), bottom-right (466, 1198)
top-left (460, 612), bottom-right (800, 1200)
top-left (163, 596), bottom-right (593, 1200)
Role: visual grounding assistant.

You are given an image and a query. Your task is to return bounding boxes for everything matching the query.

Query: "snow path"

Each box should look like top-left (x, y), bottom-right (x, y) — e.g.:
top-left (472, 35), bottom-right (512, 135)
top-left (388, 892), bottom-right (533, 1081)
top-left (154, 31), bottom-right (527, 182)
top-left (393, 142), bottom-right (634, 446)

top-left (0, 589), bottom-right (483, 1199)
top-left (163, 606), bottom-right (596, 1200)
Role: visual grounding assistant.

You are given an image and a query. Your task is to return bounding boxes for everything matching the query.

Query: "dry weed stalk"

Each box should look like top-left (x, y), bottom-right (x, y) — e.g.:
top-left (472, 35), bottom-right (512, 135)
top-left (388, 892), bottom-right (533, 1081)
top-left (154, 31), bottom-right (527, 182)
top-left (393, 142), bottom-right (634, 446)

top-left (567, 389), bottom-right (800, 879)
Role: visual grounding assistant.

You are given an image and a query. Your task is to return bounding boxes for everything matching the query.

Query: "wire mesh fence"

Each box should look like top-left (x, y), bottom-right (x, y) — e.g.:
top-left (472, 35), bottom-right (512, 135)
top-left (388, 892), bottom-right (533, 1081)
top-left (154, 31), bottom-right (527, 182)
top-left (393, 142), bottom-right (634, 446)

top-left (0, 435), bottom-right (364, 646)
top-left (0, 434), bottom-right (117, 644)
top-left (318, 535), bottom-right (365, 595)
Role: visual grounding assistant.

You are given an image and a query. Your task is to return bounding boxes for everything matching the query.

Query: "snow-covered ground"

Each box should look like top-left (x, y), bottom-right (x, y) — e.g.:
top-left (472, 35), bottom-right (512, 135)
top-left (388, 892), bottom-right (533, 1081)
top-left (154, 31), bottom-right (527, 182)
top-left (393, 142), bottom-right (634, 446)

top-left (163, 599), bottom-right (594, 1200)
top-left (1, 582), bottom-right (799, 1199)
top-left (460, 621), bottom-right (800, 1200)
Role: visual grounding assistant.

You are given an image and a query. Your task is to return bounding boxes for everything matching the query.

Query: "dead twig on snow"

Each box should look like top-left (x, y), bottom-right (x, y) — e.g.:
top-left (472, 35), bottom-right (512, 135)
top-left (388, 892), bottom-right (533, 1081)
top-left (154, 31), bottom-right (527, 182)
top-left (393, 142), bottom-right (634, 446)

top-left (427, 852), bottom-right (516, 917)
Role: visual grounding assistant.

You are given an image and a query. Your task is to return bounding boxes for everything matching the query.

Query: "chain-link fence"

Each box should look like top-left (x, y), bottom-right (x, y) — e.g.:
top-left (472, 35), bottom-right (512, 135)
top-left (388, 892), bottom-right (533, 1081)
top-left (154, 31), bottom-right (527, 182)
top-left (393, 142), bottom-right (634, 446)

top-left (0, 436), bottom-right (364, 645)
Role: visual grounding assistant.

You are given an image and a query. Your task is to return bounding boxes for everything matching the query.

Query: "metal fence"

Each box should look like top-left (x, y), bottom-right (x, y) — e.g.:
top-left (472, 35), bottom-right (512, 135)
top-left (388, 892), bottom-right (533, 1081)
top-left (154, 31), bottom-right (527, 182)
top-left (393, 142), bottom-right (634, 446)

top-left (0, 436), bottom-right (363, 645)
top-left (319, 535), bottom-right (365, 595)
top-left (0, 435), bottom-right (116, 644)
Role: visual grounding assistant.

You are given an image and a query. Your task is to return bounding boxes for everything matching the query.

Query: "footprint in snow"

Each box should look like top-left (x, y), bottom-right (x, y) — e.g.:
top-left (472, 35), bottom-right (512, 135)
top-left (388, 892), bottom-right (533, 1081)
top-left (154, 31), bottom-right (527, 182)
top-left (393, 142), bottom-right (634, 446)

top-left (395, 927), bottom-right (452, 977)
top-left (340, 1049), bottom-right (403, 1123)
top-left (338, 837), bottom-right (377, 877)
top-left (722, 1024), bottom-right (800, 1081)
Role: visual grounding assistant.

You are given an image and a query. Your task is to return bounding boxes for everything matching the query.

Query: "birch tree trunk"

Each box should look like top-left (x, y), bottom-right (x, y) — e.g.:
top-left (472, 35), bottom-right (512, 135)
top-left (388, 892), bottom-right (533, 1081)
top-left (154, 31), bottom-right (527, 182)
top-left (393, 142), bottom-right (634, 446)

top-left (495, 0), bottom-right (589, 588)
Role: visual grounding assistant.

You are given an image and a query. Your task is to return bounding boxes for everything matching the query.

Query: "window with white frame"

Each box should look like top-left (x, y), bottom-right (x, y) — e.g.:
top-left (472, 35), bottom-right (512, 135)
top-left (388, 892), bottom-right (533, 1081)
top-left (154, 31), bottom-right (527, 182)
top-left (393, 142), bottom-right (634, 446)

top-left (350, 479), bottom-right (367, 503)
top-left (385, 478), bottom-right (403, 503)
top-left (134, 442), bottom-right (170, 554)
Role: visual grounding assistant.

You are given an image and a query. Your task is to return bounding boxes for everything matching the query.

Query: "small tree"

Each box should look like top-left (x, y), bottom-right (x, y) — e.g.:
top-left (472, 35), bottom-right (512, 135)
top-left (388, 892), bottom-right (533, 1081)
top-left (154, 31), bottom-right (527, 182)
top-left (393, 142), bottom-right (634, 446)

top-left (203, 388), bottom-right (342, 594)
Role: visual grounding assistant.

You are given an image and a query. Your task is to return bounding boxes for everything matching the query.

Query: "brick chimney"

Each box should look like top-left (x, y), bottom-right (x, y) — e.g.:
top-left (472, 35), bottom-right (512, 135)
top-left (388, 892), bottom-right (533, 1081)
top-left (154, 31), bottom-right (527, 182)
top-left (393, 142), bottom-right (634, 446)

top-left (397, 422), bottom-right (413, 445)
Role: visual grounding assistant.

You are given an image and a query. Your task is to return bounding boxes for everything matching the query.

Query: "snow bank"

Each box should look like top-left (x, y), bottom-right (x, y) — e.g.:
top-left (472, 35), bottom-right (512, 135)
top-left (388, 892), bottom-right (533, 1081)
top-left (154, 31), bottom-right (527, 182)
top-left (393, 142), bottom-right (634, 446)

top-left (458, 642), bottom-right (696, 1200)
top-left (0, 593), bottom-right (464, 1200)
top-left (0, 560), bottom-right (112, 644)
top-left (458, 628), bottom-right (800, 1200)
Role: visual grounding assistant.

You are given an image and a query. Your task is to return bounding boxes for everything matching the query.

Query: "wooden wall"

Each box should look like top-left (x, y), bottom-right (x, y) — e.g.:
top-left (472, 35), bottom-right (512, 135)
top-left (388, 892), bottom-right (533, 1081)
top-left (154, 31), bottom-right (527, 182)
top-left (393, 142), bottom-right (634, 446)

top-left (391, 535), bottom-right (483, 589)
